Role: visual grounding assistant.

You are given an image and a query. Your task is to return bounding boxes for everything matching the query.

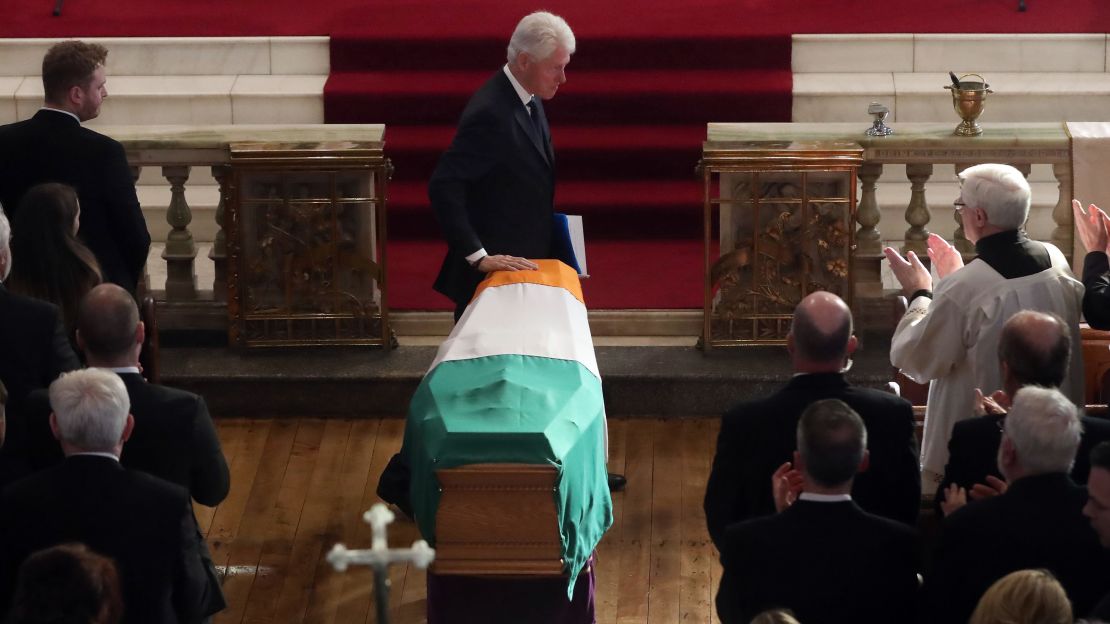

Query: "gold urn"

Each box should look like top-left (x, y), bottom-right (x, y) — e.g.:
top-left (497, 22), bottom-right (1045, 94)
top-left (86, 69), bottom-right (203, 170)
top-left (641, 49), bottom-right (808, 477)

top-left (944, 73), bottom-right (992, 137)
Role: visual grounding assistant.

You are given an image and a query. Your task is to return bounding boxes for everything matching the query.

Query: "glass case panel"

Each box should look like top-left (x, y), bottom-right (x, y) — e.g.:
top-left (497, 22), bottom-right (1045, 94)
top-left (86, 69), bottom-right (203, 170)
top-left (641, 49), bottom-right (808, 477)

top-left (229, 157), bottom-right (390, 348)
top-left (700, 146), bottom-right (861, 348)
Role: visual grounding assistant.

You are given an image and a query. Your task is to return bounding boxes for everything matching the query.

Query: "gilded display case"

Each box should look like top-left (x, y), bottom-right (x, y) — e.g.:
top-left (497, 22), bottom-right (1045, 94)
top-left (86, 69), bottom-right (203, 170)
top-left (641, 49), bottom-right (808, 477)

top-left (226, 140), bottom-right (394, 348)
top-left (698, 140), bottom-right (863, 348)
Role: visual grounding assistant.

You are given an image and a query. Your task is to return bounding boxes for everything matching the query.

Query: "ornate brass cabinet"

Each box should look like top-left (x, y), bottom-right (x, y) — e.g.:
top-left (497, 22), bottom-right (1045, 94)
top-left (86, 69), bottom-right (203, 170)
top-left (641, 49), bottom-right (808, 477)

top-left (698, 141), bottom-right (863, 349)
top-left (226, 140), bottom-right (394, 348)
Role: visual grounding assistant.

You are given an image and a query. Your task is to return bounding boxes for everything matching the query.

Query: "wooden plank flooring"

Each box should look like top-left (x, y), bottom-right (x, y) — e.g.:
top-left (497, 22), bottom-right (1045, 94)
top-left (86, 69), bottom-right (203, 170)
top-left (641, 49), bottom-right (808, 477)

top-left (208, 418), bottom-right (721, 624)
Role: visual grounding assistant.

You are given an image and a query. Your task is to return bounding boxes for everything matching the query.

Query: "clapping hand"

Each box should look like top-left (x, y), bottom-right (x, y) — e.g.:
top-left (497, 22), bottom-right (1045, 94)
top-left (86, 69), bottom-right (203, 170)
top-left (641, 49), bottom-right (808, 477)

top-left (973, 388), bottom-right (1009, 416)
top-left (1073, 199), bottom-right (1110, 256)
top-left (772, 461), bottom-right (804, 513)
top-left (882, 246), bottom-right (932, 298)
top-left (926, 233), bottom-right (964, 279)
top-left (969, 475), bottom-right (1008, 501)
top-left (940, 483), bottom-right (968, 517)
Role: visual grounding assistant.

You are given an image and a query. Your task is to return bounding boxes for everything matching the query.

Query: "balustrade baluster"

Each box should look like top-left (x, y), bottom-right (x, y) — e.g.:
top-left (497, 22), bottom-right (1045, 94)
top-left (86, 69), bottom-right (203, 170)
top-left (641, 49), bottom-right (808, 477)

top-left (129, 166), bottom-right (152, 292)
top-left (902, 163), bottom-right (933, 255)
top-left (209, 165), bottom-right (229, 301)
top-left (855, 163), bottom-right (883, 255)
top-left (161, 165), bottom-right (197, 300)
top-left (1052, 162), bottom-right (1073, 257)
top-left (952, 162), bottom-right (975, 253)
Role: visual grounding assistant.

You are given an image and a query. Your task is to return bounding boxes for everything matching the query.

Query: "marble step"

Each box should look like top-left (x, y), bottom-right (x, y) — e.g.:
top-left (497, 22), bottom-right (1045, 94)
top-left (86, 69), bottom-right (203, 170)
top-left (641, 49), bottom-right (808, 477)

top-left (793, 72), bottom-right (1110, 123)
top-left (2, 74), bottom-right (326, 125)
top-left (792, 34), bottom-right (1109, 73)
top-left (0, 37), bottom-right (329, 77)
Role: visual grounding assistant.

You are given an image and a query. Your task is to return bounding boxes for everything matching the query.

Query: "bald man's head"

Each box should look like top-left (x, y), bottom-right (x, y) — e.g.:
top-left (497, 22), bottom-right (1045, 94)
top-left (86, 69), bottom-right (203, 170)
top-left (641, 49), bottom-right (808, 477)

top-left (790, 291), bottom-right (854, 364)
top-left (77, 284), bottom-right (140, 361)
top-left (998, 310), bottom-right (1071, 389)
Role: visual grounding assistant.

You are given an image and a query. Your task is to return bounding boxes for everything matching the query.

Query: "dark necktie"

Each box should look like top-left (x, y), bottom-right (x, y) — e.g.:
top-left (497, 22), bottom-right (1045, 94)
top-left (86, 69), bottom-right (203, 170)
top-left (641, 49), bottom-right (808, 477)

top-left (527, 97), bottom-right (545, 142)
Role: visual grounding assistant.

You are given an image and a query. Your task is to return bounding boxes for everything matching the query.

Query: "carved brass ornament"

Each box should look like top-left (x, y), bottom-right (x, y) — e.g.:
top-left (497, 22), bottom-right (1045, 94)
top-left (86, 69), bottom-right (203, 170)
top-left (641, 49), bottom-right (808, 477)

top-left (226, 142), bottom-right (395, 348)
top-left (697, 141), bottom-right (864, 348)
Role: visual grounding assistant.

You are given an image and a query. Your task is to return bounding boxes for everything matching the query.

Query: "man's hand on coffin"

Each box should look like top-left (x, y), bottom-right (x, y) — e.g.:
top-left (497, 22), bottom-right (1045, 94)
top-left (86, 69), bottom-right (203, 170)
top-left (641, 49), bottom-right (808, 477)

top-left (476, 255), bottom-right (540, 273)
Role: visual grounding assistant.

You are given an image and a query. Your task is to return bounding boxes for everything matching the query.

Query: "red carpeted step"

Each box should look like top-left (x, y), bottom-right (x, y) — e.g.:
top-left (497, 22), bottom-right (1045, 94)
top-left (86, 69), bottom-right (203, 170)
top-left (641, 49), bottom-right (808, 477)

top-left (384, 178), bottom-right (704, 239)
top-left (385, 124), bottom-right (705, 182)
top-left (324, 68), bottom-right (792, 125)
top-left (330, 35), bottom-right (790, 72)
top-left (387, 237), bottom-right (705, 310)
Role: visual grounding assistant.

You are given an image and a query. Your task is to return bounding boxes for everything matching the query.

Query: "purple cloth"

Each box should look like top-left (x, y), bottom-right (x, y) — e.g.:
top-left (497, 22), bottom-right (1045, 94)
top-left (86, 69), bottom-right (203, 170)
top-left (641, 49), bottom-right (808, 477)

top-left (426, 555), bottom-right (596, 624)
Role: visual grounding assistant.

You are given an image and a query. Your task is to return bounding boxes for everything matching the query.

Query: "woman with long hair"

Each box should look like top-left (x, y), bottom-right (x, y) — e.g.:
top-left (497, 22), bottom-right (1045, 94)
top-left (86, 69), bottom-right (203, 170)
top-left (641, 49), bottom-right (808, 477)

top-left (7, 182), bottom-right (101, 336)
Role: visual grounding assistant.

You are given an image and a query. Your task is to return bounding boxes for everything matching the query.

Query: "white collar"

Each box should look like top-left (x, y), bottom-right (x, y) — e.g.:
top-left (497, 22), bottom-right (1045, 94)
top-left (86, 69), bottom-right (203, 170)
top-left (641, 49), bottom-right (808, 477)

top-left (502, 64), bottom-right (533, 108)
top-left (69, 451), bottom-right (120, 461)
top-left (104, 366), bottom-right (142, 375)
top-left (799, 492), bottom-right (852, 503)
top-left (40, 107), bottom-right (81, 123)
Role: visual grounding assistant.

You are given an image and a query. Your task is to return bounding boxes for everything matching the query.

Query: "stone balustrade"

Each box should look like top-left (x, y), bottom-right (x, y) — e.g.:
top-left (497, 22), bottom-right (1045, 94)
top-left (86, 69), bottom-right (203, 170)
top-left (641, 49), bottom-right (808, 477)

top-left (107, 124), bottom-right (384, 329)
top-left (109, 123), bottom-right (1074, 328)
top-left (706, 122), bottom-right (1074, 298)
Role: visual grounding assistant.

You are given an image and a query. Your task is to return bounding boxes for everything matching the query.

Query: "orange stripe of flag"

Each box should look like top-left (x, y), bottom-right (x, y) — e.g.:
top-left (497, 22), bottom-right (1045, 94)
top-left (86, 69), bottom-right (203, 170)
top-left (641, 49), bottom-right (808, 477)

top-left (470, 259), bottom-right (585, 305)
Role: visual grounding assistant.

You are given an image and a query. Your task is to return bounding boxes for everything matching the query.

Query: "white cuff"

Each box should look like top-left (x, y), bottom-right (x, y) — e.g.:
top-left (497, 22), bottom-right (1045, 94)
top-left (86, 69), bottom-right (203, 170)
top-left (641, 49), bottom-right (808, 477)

top-left (465, 248), bottom-right (488, 266)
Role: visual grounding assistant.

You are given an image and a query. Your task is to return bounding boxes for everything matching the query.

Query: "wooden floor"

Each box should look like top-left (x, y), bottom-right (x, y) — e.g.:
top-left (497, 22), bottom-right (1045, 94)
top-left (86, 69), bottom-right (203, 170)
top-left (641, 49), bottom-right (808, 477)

top-left (199, 418), bottom-right (723, 624)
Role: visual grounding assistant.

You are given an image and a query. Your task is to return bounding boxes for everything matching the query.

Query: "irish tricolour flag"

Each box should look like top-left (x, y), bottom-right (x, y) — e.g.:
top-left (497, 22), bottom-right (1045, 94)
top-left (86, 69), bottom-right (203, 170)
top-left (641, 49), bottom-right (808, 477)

top-left (406, 259), bottom-right (612, 593)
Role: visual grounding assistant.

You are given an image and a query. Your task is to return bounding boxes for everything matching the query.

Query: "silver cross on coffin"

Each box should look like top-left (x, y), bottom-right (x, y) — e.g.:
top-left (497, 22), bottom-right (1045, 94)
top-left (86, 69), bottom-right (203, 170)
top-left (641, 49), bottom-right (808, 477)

top-left (327, 503), bottom-right (436, 624)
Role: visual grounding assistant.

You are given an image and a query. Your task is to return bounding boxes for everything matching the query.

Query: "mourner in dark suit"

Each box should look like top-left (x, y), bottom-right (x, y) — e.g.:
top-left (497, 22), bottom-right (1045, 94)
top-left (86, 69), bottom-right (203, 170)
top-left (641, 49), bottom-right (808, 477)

top-left (26, 284), bottom-right (229, 506)
top-left (1073, 200), bottom-right (1110, 329)
top-left (924, 387), bottom-right (1110, 623)
top-left (716, 399), bottom-right (919, 624)
top-left (937, 310), bottom-right (1110, 515)
top-left (0, 41), bottom-right (150, 292)
top-left (1084, 441), bottom-right (1110, 620)
top-left (704, 291), bottom-right (920, 550)
top-left (0, 209), bottom-right (80, 485)
top-left (428, 11), bottom-right (573, 319)
top-left (380, 13), bottom-right (626, 508)
top-left (0, 369), bottom-right (218, 623)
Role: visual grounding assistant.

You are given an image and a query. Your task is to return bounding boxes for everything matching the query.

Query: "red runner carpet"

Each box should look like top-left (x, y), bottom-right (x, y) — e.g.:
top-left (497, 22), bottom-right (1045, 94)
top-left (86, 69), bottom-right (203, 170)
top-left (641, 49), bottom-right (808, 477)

top-left (6, 0), bottom-right (1109, 309)
top-left (5, 0), bottom-right (1108, 38)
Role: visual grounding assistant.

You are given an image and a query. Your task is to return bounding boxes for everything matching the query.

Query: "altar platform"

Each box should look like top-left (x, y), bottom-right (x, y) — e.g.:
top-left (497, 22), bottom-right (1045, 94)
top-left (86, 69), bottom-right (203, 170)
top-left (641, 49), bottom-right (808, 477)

top-left (159, 330), bottom-right (899, 418)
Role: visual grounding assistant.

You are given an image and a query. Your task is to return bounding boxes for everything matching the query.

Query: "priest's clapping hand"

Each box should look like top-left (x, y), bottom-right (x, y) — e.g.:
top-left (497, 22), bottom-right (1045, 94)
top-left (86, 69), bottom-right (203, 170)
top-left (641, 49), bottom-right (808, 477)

top-left (882, 246), bottom-right (932, 298)
top-left (1072, 199), bottom-right (1110, 256)
top-left (926, 233), bottom-right (964, 279)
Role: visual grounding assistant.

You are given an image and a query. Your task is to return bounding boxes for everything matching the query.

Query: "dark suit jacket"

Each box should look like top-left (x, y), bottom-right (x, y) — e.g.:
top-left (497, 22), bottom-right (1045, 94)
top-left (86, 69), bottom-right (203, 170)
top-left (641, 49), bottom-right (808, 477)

top-left (0, 109), bottom-right (150, 292)
top-left (923, 472), bottom-right (1110, 623)
top-left (0, 286), bottom-right (80, 484)
top-left (428, 70), bottom-right (556, 305)
top-left (704, 373), bottom-right (920, 549)
top-left (717, 499), bottom-right (919, 624)
top-left (0, 455), bottom-right (213, 623)
top-left (936, 410), bottom-right (1110, 511)
top-left (25, 371), bottom-right (229, 507)
top-left (1083, 251), bottom-right (1110, 330)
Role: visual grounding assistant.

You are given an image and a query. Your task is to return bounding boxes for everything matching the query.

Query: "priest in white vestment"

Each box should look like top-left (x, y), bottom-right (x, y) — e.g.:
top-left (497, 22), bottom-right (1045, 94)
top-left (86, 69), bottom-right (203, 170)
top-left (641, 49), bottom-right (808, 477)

top-left (883, 164), bottom-right (1085, 487)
